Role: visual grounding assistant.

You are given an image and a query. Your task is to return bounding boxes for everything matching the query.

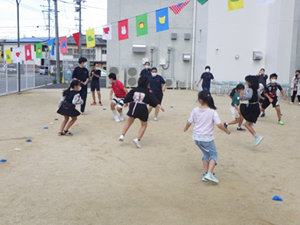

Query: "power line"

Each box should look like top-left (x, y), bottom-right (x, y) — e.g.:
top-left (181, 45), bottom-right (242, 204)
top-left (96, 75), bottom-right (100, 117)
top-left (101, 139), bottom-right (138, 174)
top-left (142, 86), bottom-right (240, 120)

top-left (3, 0), bottom-right (43, 13)
top-left (58, 0), bottom-right (106, 10)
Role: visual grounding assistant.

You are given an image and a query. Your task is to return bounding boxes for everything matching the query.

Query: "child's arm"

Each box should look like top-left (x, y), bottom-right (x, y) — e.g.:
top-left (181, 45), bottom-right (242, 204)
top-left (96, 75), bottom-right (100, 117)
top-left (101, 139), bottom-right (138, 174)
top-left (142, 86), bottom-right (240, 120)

top-left (109, 88), bottom-right (113, 100)
top-left (264, 92), bottom-right (273, 102)
top-left (184, 121), bottom-right (192, 132)
top-left (280, 90), bottom-right (287, 101)
top-left (234, 103), bottom-right (239, 112)
top-left (196, 78), bottom-right (202, 87)
top-left (216, 123), bottom-right (231, 135)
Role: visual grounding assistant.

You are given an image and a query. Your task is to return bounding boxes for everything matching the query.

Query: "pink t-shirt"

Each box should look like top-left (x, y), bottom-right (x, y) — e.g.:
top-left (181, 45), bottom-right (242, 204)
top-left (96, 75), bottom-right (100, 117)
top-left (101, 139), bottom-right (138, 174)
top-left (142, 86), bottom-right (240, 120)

top-left (188, 107), bottom-right (221, 138)
top-left (111, 80), bottom-right (126, 98)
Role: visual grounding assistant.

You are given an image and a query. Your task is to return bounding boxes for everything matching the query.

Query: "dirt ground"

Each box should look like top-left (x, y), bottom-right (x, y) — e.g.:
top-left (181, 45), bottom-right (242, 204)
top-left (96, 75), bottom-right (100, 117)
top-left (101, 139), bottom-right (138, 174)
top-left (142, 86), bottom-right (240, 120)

top-left (0, 87), bottom-right (299, 225)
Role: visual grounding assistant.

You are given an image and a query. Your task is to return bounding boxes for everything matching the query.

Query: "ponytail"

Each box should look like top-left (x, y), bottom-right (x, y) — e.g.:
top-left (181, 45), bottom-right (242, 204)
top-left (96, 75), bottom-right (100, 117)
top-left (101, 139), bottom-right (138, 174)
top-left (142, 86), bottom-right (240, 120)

top-left (198, 90), bottom-right (217, 110)
top-left (62, 80), bottom-right (80, 97)
top-left (229, 88), bottom-right (236, 98)
top-left (229, 84), bottom-right (245, 98)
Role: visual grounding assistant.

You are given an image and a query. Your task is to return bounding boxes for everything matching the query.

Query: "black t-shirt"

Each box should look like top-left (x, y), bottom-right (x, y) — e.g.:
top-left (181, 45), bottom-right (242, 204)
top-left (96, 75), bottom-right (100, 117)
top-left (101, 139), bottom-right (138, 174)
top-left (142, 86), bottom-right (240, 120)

top-left (124, 87), bottom-right (159, 107)
top-left (65, 90), bottom-right (79, 104)
top-left (72, 66), bottom-right (89, 89)
top-left (264, 83), bottom-right (282, 98)
top-left (257, 74), bottom-right (268, 87)
top-left (148, 75), bottom-right (166, 95)
top-left (201, 72), bottom-right (214, 89)
top-left (140, 68), bottom-right (151, 77)
top-left (90, 69), bottom-right (101, 81)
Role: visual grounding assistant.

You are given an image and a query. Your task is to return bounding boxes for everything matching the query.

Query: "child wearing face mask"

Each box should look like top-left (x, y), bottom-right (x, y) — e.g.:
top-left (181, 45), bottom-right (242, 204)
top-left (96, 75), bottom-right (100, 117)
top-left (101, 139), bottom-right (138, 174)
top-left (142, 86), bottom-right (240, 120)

top-left (261, 73), bottom-right (286, 124)
top-left (57, 80), bottom-right (83, 136)
top-left (290, 70), bottom-right (300, 105)
top-left (148, 67), bottom-right (166, 121)
top-left (140, 61), bottom-right (152, 77)
top-left (196, 66), bottom-right (216, 92)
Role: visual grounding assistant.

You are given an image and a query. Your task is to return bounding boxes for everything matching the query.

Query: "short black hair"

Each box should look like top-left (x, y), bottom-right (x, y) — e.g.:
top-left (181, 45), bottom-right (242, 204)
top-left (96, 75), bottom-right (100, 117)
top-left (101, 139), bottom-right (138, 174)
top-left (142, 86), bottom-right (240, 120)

top-left (269, 73), bottom-right (278, 79)
top-left (296, 70), bottom-right (300, 74)
top-left (138, 76), bottom-right (149, 88)
top-left (108, 73), bottom-right (116, 80)
top-left (205, 65), bottom-right (210, 70)
top-left (144, 61), bottom-right (150, 65)
top-left (260, 68), bottom-right (265, 71)
top-left (78, 57), bottom-right (87, 64)
top-left (151, 67), bottom-right (157, 72)
top-left (93, 62), bottom-right (99, 66)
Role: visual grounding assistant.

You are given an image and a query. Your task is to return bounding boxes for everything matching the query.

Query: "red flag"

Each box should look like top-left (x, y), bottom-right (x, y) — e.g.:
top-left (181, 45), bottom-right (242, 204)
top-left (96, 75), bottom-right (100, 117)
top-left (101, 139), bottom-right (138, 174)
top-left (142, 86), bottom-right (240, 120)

top-left (169, 0), bottom-right (190, 15)
top-left (118, 19), bottom-right (129, 41)
top-left (24, 44), bottom-right (32, 61)
top-left (72, 32), bottom-right (80, 49)
top-left (59, 36), bottom-right (68, 54)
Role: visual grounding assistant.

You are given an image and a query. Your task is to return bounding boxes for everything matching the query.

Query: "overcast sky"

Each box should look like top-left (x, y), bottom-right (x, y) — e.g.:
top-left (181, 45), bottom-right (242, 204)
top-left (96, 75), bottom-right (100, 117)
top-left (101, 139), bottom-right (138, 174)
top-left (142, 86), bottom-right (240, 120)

top-left (0, 0), bottom-right (107, 39)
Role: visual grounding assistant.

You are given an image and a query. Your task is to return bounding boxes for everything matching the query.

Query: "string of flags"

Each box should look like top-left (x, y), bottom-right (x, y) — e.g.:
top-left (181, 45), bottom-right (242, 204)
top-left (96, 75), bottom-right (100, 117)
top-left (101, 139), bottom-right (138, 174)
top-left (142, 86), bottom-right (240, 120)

top-left (2, 0), bottom-right (276, 64)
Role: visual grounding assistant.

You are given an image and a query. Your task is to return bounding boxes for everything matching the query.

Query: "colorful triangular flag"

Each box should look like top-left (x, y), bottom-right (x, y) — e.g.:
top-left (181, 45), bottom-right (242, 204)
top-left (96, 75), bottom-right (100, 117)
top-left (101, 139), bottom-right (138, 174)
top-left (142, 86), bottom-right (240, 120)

top-left (169, 0), bottom-right (190, 15)
top-left (86, 28), bottom-right (95, 48)
top-left (73, 32), bottom-right (80, 49)
top-left (156, 7), bottom-right (169, 32)
top-left (5, 49), bottom-right (12, 64)
top-left (197, 0), bottom-right (208, 5)
top-left (59, 36), bottom-right (68, 54)
top-left (24, 45), bottom-right (32, 61)
top-left (118, 19), bottom-right (129, 41)
top-left (47, 38), bottom-right (55, 56)
top-left (257, 0), bottom-right (275, 6)
top-left (35, 42), bottom-right (43, 59)
top-left (102, 25), bottom-right (112, 40)
top-left (136, 14), bottom-right (148, 36)
top-left (14, 47), bottom-right (21, 63)
top-left (228, 0), bottom-right (243, 11)
top-left (0, 51), bottom-right (2, 61)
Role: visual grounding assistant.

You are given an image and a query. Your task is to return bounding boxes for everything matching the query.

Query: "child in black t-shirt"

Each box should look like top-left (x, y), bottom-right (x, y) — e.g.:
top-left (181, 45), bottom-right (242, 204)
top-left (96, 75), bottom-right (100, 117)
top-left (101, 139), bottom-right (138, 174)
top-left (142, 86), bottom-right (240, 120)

top-left (261, 73), bottom-right (286, 125)
top-left (90, 62), bottom-right (102, 106)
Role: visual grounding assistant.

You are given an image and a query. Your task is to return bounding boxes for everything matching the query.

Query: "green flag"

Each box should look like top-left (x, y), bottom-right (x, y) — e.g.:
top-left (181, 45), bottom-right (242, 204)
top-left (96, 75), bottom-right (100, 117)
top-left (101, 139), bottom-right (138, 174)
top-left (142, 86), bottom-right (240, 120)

top-left (197, 0), bottom-right (208, 5)
top-left (136, 13), bottom-right (148, 36)
top-left (35, 42), bottom-right (42, 58)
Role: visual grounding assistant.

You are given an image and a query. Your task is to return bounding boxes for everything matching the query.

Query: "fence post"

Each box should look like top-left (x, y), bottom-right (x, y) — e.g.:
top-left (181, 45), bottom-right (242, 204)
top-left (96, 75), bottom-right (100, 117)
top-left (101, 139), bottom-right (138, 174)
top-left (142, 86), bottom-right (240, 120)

top-left (45, 78), bottom-right (48, 88)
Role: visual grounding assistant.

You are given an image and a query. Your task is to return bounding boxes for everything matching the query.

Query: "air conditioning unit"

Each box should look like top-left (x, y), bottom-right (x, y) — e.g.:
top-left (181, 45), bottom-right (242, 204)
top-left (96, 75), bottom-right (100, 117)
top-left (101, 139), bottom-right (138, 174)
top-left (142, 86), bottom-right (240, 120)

top-left (126, 67), bottom-right (140, 88)
top-left (165, 78), bottom-right (175, 89)
top-left (106, 66), bottom-right (125, 88)
top-left (177, 80), bottom-right (187, 89)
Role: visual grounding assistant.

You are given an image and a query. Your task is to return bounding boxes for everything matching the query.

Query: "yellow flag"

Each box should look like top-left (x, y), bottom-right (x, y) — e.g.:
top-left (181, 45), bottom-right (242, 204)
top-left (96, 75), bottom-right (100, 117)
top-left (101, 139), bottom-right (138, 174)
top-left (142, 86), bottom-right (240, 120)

top-left (86, 28), bottom-right (95, 48)
top-left (0, 51), bottom-right (2, 61)
top-left (5, 49), bottom-right (12, 64)
top-left (228, 0), bottom-right (243, 11)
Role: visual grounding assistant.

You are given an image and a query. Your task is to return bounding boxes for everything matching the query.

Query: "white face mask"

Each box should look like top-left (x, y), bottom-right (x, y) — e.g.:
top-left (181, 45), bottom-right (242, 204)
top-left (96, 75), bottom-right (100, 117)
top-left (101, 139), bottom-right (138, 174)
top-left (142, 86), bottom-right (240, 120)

top-left (95, 67), bottom-right (100, 70)
top-left (205, 69), bottom-right (210, 73)
top-left (151, 73), bottom-right (157, 77)
top-left (78, 87), bottom-right (82, 91)
top-left (145, 65), bottom-right (150, 69)
top-left (271, 79), bottom-right (277, 84)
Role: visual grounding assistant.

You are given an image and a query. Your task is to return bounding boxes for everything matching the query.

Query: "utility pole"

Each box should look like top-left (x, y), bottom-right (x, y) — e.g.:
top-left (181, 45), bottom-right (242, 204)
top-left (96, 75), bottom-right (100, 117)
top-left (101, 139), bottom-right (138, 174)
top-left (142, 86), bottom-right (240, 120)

top-left (16, 0), bottom-right (21, 94)
top-left (48, 0), bottom-right (51, 72)
top-left (75, 0), bottom-right (85, 58)
top-left (53, 0), bottom-right (60, 84)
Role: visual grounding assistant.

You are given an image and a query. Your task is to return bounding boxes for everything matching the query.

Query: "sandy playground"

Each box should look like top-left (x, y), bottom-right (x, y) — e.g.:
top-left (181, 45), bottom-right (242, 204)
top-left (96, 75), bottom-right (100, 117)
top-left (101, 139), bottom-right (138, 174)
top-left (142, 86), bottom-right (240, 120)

top-left (0, 87), bottom-right (300, 225)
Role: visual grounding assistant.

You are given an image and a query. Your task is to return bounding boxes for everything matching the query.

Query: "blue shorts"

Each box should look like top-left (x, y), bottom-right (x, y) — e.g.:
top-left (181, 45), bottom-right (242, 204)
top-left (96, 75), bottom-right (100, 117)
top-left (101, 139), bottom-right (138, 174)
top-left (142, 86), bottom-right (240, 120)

top-left (194, 140), bottom-right (218, 165)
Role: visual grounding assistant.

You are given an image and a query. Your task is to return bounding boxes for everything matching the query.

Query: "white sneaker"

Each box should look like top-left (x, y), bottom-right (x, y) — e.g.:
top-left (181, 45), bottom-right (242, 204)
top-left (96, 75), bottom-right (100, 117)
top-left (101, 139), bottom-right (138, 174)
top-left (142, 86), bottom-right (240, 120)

top-left (132, 138), bottom-right (141, 148)
top-left (118, 135), bottom-right (124, 142)
top-left (204, 173), bottom-right (219, 183)
top-left (119, 114), bottom-right (124, 121)
top-left (153, 117), bottom-right (158, 121)
top-left (114, 115), bottom-right (120, 122)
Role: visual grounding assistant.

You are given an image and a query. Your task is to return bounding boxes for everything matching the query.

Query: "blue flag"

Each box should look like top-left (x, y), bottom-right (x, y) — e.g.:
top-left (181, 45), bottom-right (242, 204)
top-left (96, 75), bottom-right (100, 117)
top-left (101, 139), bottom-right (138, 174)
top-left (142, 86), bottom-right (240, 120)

top-left (47, 38), bottom-right (55, 56)
top-left (156, 7), bottom-right (169, 32)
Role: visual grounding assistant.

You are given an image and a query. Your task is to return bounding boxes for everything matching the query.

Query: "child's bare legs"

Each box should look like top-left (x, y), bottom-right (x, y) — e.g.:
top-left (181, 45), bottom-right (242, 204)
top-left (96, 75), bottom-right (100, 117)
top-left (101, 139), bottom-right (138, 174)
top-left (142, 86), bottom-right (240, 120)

top-left (208, 159), bottom-right (216, 173)
top-left (245, 121), bottom-right (256, 136)
top-left (137, 120), bottom-right (148, 140)
top-left (59, 116), bottom-right (69, 133)
top-left (110, 102), bottom-right (116, 111)
top-left (275, 106), bottom-right (281, 121)
top-left (64, 117), bottom-right (77, 131)
top-left (97, 91), bottom-right (101, 103)
top-left (148, 106), bottom-right (153, 114)
top-left (154, 107), bottom-right (159, 118)
top-left (121, 117), bottom-right (135, 136)
top-left (228, 118), bottom-right (239, 125)
top-left (91, 91), bottom-right (96, 103)
top-left (202, 159), bottom-right (209, 173)
top-left (238, 116), bottom-right (244, 127)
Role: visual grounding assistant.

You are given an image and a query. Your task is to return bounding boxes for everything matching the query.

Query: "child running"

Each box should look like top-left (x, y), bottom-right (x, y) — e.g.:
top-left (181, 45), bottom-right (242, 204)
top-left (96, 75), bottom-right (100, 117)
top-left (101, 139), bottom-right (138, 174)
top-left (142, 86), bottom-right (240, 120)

top-left (224, 84), bottom-right (246, 131)
top-left (240, 75), bottom-right (263, 146)
top-left (118, 76), bottom-right (165, 148)
top-left (261, 73), bottom-right (286, 124)
top-left (57, 80), bottom-right (83, 136)
top-left (184, 91), bottom-right (230, 183)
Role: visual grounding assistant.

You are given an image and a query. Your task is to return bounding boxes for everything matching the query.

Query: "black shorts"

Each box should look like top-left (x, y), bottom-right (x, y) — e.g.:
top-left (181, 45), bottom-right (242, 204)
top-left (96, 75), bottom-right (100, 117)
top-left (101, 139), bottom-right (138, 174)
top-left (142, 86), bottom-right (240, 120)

top-left (262, 97), bottom-right (279, 109)
top-left (259, 92), bottom-right (265, 103)
top-left (91, 81), bottom-right (100, 91)
top-left (127, 103), bottom-right (148, 122)
top-left (154, 93), bottom-right (163, 104)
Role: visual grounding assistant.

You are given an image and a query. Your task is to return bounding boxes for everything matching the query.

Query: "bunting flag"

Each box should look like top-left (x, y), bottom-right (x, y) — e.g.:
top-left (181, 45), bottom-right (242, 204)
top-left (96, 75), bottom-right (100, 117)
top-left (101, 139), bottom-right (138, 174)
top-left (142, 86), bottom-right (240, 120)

top-left (118, 19), bottom-right (129, 41)
top-left (47, 38), bottom-right (55, 56)
top-left (72, 32), bottom-right (80, 49)
top-left (5, 49), bottom-right (12, 64)
top-left (24, 44), bottom-right (32, 61)
top-left (257, 0), bottom-right (275, 6)
top-left (59, 36), bottom-right (68, 54)
top-left (14, 47), bottom-right (21, 63)
top-left (136, 14), bottom-right (148, 36)
top-left (35, 42), bottom-right (43, 58)
top-left (169, 1), bottom-right (190, 15)
top-left (0, 51), bottom-right (2, 61)
top-left (228, 0), bottom-right (243, 11)
top-left (102, 25), bottom-right (112, 40)
top-left (86, 28), bottom-right (95, 48)
top-left (156, 7), bottom-right (169, 32)
top-left (197, 0), bottom-right (208, 5)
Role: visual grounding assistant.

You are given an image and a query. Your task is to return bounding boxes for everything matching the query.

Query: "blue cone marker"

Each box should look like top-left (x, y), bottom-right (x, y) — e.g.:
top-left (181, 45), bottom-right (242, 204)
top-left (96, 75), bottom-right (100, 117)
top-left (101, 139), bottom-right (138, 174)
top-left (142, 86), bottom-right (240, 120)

top-left (170, 106), bottom-right (173, 108)
top-left (26, 139), bottom-right (32, 142)
top-left (0, 159), bottom-right (7, 162)
top-left (44, 127), bottom-right (48, 129)
top-left (272, 195), bottom-right (283, 201)
top-left (55, 118), bottom-right (58, 120)
top-left (103, 108), bottom-right (106, 110)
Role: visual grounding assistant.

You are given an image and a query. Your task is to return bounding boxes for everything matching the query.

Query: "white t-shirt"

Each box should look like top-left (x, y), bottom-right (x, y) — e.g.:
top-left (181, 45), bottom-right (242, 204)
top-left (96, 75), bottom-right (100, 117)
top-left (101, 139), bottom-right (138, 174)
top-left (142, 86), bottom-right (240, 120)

top-left (187, 107), bottom-right (221, 141)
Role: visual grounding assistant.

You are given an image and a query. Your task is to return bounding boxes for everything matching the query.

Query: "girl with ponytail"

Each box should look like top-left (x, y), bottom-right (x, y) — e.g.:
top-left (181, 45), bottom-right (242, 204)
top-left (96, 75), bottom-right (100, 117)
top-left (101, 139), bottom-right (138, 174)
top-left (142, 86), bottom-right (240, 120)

top-left (184, 91), bottom-right (230, 184)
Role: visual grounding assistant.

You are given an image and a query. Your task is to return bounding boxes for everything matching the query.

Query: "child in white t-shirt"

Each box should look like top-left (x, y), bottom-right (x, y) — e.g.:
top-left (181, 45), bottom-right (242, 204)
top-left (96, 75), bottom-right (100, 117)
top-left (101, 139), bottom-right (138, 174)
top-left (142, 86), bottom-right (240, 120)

top-left (184, 91), bottom-right (230, 183)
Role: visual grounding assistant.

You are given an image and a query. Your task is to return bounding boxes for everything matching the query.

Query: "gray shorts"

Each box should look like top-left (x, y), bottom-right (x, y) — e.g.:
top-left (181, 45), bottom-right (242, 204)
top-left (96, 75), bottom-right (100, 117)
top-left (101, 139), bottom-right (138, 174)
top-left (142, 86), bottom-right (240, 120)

top-left (194, 140), bottom-right (218, 165)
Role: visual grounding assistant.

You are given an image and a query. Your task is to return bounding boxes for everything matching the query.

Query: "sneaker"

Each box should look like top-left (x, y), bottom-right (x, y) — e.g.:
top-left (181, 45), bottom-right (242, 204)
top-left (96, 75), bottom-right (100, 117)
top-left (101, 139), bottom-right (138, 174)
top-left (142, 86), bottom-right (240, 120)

top-left (114, 115), bottom-right (120, 122)
top-left (289, 102), bottom-right (294, 105)
top-left (261, 113), bottom-right (265, 117)
top-left (278, 120), bottom-right (284, 125)
top-left (91, 102), bottom-right (96, 105)
top-left (153, 117), bottom-right (158, 121)
top-left (223, 122), bottom-right (228, 129)
top-left (133, 138), bottom-right (141, 148)
top-left (253, 136), bottom-right (263, 147)
top-left (237, 127), bottom-right (246, 131)
top-left (204, 173), bottom-right (219, 183)
top-left (118, 135), bottom-right (124, 142)
top-left (202, 174), bottom-right (207, 182)
top-left (99, 102), bottom-right (103, 106)
top-left (119, 114), bottom-right (124, 121)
